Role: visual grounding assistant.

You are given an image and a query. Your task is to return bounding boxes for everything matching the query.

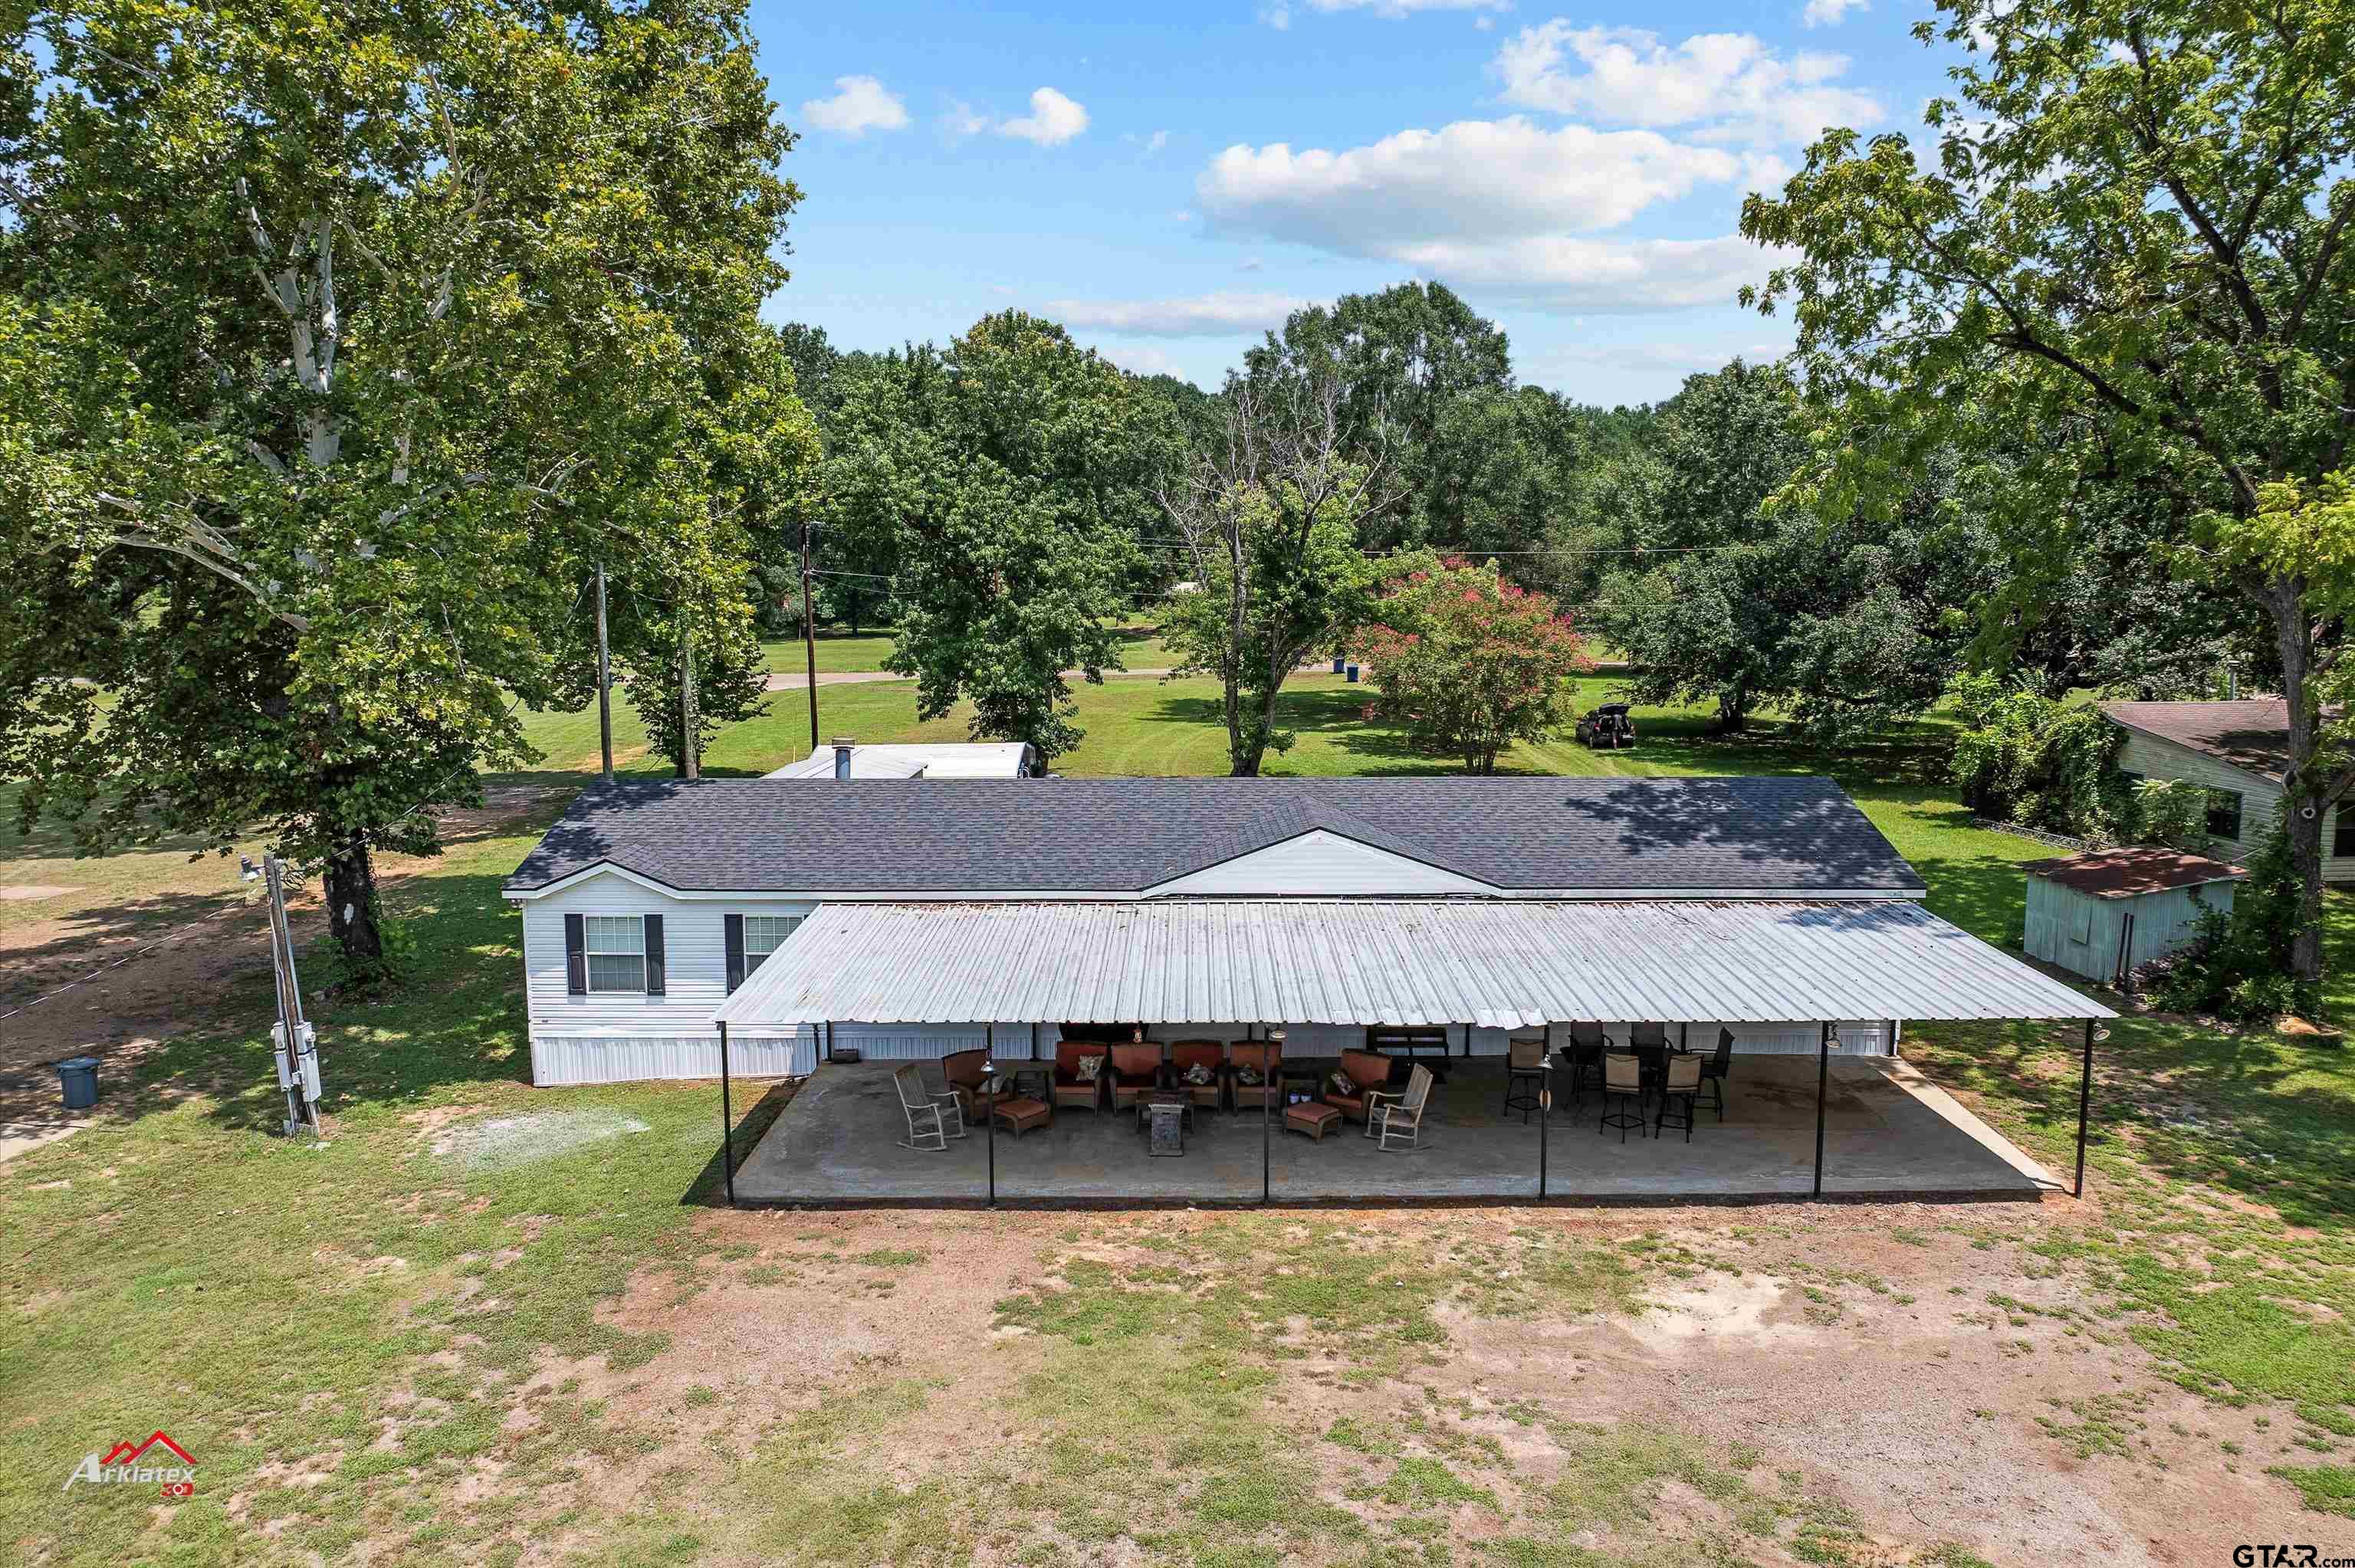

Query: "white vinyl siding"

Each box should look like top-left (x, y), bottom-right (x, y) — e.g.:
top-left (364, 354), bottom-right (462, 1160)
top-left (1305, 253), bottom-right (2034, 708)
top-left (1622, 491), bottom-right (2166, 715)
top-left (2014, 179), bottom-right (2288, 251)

top-left (1143, 830), bottom-right (1498, 897)
top-left (2114, 730), bottom-right (2282, 864)
top-left (583, 915), bottom-right (646, 993)
top-left (520, 872), bottom-right (819, 1083)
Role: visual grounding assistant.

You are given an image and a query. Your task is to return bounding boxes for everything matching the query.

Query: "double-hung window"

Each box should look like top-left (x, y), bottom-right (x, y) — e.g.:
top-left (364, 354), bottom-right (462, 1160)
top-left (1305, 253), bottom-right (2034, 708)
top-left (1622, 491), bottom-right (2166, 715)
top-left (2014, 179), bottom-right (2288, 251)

top-left (2205, 788), bottom-right (2244, 842)
top-left (583, 915), bottom-right (648, 993)
top-left (744, 915), bottom-right (803, 969)
top-left (2334, 806), bottom-right (2355, 861)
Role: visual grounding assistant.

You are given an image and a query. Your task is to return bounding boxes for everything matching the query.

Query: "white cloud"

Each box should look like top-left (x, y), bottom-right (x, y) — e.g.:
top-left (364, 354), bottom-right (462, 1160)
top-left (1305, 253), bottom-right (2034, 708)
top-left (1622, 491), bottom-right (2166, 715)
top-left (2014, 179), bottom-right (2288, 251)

top-left (1198, 118), bottom-right (1751, 247)
top-left (800, 75), bottom-right (910, 138)
top-left (1494, 24), bottom-right (1880, 144)
top-left (943, 100), bottom-right (991, 139)
top-left (1260, 4), bottom-right (1292, 27)
top-left (1145, 129), bottom-right (1169, 154)
top-left (1383, 234), bottom-right (1789, 309)
top-left (1000, 87), bottom-right (1089, 146)
top-left (1801, 0), bottom-right (1866, 26)
top-left (1096, 343), bottom-right (1197, 380)
top-left (1048, 291), bottom-right (1307, 336)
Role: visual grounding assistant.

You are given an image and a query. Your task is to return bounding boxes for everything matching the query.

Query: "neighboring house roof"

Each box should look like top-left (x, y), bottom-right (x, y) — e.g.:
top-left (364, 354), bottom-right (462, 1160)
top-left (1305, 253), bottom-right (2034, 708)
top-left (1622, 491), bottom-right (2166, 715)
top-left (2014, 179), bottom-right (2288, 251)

top-left (2022, 847), bottom-right (2248, 900)
top-left (2102, 699), bottom-right (2292, 782)
top-left (764, 743), bottom-right (1032, 779)
top-left (503, 775), bottom-right (1925, 897)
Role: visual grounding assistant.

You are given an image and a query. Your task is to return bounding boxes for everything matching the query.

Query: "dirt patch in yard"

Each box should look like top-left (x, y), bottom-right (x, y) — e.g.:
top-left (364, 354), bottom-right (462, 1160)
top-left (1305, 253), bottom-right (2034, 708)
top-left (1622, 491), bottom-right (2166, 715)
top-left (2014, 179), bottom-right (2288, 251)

top-left (379, 1201), bottom-right (2345, 1567)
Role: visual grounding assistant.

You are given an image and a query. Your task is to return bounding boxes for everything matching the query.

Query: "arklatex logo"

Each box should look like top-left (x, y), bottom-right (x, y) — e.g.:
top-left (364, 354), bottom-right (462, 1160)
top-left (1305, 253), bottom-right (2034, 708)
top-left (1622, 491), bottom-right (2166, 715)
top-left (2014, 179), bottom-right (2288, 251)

top-left (64, 1432), bottom-right (197, 1495)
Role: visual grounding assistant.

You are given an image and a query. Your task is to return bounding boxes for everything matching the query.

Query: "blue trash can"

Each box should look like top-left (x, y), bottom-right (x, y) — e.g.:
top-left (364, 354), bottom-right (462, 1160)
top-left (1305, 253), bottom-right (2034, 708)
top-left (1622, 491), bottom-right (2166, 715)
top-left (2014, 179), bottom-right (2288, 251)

top-left (1332, 656), bottom-right (1345, 674)
top-left (57, 1056), bottom-right (100, 1110)
top-left (1345, 664), bottom-right (1360, 683)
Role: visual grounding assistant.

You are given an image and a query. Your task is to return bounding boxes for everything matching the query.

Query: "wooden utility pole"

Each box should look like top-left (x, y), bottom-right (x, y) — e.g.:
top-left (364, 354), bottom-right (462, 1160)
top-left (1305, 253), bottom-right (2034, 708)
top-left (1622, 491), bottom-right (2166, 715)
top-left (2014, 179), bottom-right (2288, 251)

top-left (680, 625), bottom-right (700, 779)
top-left (800, 519), bottom-right (819, 750)
top-left (595, 567), bottom-right (614, 782)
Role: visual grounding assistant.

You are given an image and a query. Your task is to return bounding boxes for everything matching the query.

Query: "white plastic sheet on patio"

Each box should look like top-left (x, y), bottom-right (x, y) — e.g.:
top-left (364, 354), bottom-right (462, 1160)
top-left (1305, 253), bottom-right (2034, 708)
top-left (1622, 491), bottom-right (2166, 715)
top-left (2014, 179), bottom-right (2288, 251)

top-left (713, 898), bottom-right (2114, 1030)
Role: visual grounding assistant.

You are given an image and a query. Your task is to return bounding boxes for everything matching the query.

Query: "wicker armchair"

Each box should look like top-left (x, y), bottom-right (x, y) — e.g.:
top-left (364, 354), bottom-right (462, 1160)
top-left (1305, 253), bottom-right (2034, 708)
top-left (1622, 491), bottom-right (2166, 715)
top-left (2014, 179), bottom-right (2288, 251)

top-left (1050, 1042), bottom-right (1111, 1112)
top-left (1105, 1043), bottom-right (1164, 1112)
top-left (1169, 1039), bottom-right (1227, 1110)
top-left (1228, 1041), bottom-right (1281, 1117)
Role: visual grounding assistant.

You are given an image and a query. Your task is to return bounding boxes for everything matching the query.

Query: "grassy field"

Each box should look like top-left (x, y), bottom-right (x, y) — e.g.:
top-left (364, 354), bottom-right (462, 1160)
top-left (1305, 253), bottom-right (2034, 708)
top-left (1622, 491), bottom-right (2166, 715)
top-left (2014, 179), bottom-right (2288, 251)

top-left (756, 626), bottom-right (1177, 676)
top-left (5, 673), bottom-right (2354, 1562)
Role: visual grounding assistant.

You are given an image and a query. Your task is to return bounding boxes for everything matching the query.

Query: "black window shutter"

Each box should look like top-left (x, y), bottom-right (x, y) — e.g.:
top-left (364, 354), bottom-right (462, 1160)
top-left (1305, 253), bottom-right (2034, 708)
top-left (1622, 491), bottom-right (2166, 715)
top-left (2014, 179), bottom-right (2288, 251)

top-left (564, 913), bottom-right (587, 995)
top-left (643, 913), bottom-right (666, 995)
top-left (724, 914), bottom-right (746, 993)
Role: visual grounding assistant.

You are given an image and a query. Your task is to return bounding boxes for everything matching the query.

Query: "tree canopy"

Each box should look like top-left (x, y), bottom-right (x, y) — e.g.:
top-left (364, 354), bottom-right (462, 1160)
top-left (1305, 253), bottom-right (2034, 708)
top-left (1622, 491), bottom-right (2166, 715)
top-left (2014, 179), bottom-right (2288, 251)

top-left (824, 311), bottom-right (1179, 765)
top-left (0, 0), bottom-right (806, 973)
top-left (1742, 0), bottom-right (2355, 981)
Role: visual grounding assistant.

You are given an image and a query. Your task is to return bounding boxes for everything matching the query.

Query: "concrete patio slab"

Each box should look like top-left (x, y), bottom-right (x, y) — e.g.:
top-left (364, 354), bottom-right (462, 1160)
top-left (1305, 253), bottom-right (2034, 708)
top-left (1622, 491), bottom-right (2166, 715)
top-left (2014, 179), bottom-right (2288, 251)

top-left (730, 1054), bottom-right (2057, 1207)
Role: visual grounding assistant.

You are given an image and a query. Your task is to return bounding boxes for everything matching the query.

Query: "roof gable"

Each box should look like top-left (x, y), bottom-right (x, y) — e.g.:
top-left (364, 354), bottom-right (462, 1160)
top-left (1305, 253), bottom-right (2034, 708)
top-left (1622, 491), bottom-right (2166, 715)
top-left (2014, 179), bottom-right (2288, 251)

top-left (1144, 828), bottom-right (1502, 897)
top-left (2104, 700), bottom-right (2291, 782)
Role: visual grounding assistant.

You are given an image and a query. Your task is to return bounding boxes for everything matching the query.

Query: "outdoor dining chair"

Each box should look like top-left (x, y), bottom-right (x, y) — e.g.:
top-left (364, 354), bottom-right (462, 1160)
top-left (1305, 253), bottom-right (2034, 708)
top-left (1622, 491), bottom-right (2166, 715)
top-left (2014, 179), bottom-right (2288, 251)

top-left (1699, 1028), bottom-right (1735, 1120)
top-left (1375, 1064), bottom-right (1434, 1152)
top-left (1503, 1034), bottom-right (1546, 1124)
top-left (1655, 1051), bottom-right (1703, 1143)
top-left (893, 1064), bottom-right (966, 1152)
top-left (1598, 1051), bottom-right (1647, 1141)
top-left (1562, 1024), bottom-right (1611, 1107)
top-left (1628, 1022), bottom-right (1670, 1097)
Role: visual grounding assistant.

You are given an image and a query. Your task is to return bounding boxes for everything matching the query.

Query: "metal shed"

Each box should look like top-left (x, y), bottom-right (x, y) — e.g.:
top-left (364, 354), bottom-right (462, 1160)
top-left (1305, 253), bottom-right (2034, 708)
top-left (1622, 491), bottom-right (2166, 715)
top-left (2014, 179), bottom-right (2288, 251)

top-left (2022, 848), bottom-right (2247, 983)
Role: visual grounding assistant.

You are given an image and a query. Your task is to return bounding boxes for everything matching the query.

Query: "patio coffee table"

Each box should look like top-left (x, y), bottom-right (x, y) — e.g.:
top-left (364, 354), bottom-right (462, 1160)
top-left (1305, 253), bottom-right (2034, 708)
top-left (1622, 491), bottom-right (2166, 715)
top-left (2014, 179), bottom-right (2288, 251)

top-left (1141, 1097), bottom-right (1188, 1156)
top-left (1135, 1089), bottom-right (1194, 1133)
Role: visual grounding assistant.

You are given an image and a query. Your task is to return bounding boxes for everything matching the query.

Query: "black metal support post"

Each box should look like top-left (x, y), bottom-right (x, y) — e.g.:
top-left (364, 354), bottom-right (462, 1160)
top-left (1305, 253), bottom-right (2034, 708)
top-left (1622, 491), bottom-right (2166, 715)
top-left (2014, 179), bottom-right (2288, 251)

top-left (718, 1020), bottom-right (735, 1208)
top-left (1538, 1084), bottom-right (1551, 1199)
top-left (800, 520), bottom-right (820, 751)
top-left (1262, 1028), bottom-right (1279, 1204)
top-left (1811, 1020), bottom-right (1830, 1199)
top-left (2074, 1017), bottom-right (2095, 1198)
top-left (595, 567), bottom-right (614, 782)
top-left (985, 1023), bottom-right (997, 1209)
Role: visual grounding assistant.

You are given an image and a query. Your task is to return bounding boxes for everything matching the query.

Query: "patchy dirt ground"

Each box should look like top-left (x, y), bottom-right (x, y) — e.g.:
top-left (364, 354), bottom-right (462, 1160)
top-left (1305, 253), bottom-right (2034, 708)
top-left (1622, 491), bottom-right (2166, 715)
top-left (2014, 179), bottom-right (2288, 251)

top-left (0, 784), bottom-right (570, 1161)
top-left (347, 1199), bottom-right (2340, 1568)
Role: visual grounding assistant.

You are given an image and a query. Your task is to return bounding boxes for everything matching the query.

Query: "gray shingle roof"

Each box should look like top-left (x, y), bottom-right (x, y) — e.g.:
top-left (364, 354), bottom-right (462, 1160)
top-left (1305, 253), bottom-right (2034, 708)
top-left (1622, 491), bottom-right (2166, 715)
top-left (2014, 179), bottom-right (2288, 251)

top-left (503, 775), bottom-right (1923, 897)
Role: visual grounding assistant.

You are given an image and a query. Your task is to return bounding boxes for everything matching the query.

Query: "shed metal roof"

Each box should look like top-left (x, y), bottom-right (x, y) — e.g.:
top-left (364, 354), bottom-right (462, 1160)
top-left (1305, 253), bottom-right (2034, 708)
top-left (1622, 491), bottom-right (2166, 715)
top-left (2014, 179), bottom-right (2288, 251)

top-left (505, 775), bottom-right (1924, 897)
top-left (714, 898), bottom-right (2110, 1028)
top-left (2023, 848), bottom-right (2248, 899)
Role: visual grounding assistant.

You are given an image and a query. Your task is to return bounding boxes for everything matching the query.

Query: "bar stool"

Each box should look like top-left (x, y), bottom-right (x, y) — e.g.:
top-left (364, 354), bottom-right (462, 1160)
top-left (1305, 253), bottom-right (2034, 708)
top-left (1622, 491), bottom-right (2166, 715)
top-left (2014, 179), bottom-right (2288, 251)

top-left (1503, 1034), bottom-right (1546, 1124)
top-left (1598, 1051), bottom-right (1648, 1142)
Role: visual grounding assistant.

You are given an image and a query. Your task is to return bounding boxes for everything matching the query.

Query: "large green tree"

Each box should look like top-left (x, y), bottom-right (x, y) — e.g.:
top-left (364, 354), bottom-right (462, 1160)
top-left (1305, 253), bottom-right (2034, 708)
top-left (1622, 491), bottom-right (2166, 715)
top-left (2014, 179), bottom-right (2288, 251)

top-left (1741, 0), bottom-right (2355, 984)
top-left (0, 0), bottom-right (800, 973)
top-left (825, 312), bottom-right (1178, 765)
top-left (1243, 281), bottom-right (1513, 549)
top-left (1154, 369), bottom-right (1404, 776)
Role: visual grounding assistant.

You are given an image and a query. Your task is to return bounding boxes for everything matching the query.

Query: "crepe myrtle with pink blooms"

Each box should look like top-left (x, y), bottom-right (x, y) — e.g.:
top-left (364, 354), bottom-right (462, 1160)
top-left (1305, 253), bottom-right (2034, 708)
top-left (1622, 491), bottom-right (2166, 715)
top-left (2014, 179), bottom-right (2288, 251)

top-left (1357, 558), bottom-right (1591, 775)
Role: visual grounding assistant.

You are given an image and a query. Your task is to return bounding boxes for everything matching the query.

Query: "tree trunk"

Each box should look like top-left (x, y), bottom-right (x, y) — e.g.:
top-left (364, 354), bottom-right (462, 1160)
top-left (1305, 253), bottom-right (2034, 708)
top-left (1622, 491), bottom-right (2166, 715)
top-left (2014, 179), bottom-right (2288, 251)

top-left (678, 627), bottom-right (700, 779)
top-left (2269, 573), bottom-right (2327, 986)
top-left (1716, 687), bottom-right (1749, 734)
top-left (324, 835), bottom-right (384, 969)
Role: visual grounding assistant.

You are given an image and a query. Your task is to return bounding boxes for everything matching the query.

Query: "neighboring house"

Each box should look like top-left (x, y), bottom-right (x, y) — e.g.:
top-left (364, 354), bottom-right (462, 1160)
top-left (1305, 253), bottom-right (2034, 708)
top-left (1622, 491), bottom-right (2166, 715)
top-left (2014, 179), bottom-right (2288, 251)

top-left (498, 774), bottom-right (2085, 1087)
top-left (765, 738), bottom-right (1034, 779)
top-left (2102, 699), bottom-right (2353, 874)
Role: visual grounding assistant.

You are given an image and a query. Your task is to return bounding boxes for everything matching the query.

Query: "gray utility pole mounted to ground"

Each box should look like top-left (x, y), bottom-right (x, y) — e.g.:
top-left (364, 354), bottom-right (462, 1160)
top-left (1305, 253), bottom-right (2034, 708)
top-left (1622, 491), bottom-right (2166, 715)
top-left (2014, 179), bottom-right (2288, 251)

top-left (800, 518), bottom-right (819, 750)
top-left (596, 566), bottom-right (614, 782)
top-left (244, 853), bottom-right (321, 1137)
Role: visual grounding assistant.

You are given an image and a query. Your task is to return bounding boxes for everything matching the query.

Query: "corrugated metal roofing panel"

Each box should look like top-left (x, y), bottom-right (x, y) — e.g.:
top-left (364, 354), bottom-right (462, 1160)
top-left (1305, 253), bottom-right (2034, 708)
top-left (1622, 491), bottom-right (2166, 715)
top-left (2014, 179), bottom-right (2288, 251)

top-left (714, 899), bottom-right (2112, 1028)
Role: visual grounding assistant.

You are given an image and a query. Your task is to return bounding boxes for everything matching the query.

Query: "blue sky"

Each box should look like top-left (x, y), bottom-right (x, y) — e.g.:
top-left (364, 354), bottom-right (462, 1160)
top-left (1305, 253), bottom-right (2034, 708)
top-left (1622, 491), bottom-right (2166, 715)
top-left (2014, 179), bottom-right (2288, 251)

top-left (748, 0), bottom-right (1964, 406)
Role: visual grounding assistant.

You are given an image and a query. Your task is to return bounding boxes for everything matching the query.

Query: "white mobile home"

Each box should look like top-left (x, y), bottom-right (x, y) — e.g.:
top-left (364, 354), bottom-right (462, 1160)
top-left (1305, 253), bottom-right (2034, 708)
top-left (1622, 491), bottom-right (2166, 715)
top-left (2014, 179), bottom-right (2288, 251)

top-left (501, 775), bottom-right (2091, 1087)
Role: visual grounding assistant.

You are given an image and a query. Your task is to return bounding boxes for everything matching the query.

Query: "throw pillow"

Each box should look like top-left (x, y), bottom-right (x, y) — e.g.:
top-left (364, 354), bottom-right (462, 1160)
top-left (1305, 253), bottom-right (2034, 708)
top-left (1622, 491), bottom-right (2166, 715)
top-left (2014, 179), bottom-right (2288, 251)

top-left (1075, 1053), bottom-right (1104, 1081)
top-left (1236, 1064), bottom-right (1261, 1086)
top-left (1184, 1062), bottom-right (1213, 1085)
top-left (1330, 1070), bottom-right (1357, 1097)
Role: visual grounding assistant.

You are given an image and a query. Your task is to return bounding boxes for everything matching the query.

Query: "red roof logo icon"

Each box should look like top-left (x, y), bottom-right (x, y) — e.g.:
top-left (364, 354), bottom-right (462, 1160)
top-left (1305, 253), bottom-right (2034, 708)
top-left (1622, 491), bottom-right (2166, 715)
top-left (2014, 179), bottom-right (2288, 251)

top-left (100, 1432), bottom-right (195, 1467)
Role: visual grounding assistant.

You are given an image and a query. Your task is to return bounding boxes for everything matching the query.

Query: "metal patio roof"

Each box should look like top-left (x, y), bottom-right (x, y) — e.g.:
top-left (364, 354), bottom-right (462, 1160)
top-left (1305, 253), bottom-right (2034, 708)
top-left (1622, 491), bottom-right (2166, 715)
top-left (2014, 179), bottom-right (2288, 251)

top-left (713, 899), bottom-right (2112, 1030)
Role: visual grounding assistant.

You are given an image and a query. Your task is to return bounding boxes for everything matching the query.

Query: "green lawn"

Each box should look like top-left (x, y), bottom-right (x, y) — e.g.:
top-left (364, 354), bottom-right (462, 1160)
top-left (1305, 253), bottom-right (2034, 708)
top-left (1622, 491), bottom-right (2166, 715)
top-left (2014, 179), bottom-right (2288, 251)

top-left (756, 625), bottom-right (1175, 676)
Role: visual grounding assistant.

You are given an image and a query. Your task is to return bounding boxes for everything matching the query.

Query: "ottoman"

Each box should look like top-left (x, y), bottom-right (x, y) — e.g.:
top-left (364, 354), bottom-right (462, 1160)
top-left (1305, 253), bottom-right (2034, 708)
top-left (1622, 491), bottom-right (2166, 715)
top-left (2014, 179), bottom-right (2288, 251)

top-left (1283, 1101), bottom-right (1342, 1141)
top-left (992, 1097), bottom-right (1052, 1137)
